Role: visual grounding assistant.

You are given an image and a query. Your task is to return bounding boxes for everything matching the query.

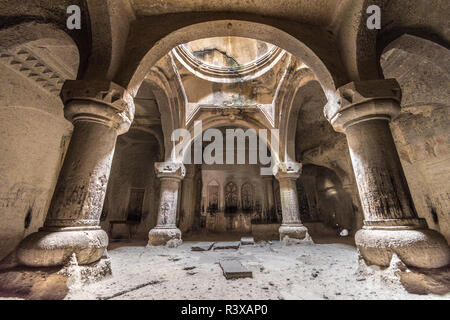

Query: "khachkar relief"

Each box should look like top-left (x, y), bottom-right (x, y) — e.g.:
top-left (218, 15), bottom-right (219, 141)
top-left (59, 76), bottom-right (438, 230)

top-left (273, 162), bottom-right (309, 240)
top-left (159, 202), bottom-right (171, 225)
top-left (16, 80), bottom-right (134, 268)
top-left (325, 79), bottom-right (449, 269)
top-left (225, 182), bottom-right (238, 213)
top-left (241, 182), bottom-right (254, 212)
top-left (148, 162), bottom-right (185, 246)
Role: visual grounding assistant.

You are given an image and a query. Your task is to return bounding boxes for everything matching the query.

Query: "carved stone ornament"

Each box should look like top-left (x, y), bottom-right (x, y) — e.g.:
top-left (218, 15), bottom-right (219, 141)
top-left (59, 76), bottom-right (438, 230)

top-left (61, 80), bottom-right (135, 135)
top-left (154, 161), bottom-right (186, 180)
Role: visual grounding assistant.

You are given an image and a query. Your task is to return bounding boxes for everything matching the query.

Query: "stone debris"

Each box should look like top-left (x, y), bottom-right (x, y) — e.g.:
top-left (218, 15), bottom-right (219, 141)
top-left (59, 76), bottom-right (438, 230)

top-left (191, 242), bottom-right (215, 251)
top-left (240, 237), bottom-right (255, 245)
top-left (183, 266), bottom-right (196, 270)
top-left (213, 242), bottom-right (241, 250)
top-left (168, 257), bottom-right (181, 262)
top-left (219, 259), bottom-right (253, 280)
top-left (281, 234), bottom-right (314, 246)
top-left (166, 238), bottom-right (183, 248)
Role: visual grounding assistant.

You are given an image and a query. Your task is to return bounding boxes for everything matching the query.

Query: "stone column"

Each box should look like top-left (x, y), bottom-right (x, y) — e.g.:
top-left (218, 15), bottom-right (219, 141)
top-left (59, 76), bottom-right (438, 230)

top-left (273, 162), bottom-right (308, 240)
top-left (148, 162), bottom-right (185, 246)
top-left (324, 79), bottom-right (449, 268)
top-left (263, 176), bottom-right (275, 222)
top-left (17, 80), bottom-right (134, 267)
top-left (179, 165), bottom-right (195, 233)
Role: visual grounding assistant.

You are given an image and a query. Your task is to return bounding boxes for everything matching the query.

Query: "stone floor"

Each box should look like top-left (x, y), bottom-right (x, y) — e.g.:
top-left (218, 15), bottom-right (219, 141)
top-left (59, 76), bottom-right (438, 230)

top-left (65, 239), bottom-right (449, 300)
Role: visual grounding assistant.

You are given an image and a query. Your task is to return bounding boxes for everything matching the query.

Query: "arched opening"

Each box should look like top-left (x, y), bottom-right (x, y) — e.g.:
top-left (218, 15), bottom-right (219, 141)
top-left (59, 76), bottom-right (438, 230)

top-left (297, 164), bottom-right (356, 243)
top-left (121, 30), bottom-right (346, 243)
top-left (101, 128), bottom-right (163, 241)
top-left (2, 3), bottom-right (449, 301)
top-left (123, 20), bottom-right (342, 104)
top-left (99, 78), bottom-right (164, 241)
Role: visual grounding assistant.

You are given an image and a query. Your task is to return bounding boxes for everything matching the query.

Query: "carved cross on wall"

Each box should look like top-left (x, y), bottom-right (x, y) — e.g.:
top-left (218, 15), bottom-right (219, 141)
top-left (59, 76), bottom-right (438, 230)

top-left (160, 202), bottom-right (170, 225)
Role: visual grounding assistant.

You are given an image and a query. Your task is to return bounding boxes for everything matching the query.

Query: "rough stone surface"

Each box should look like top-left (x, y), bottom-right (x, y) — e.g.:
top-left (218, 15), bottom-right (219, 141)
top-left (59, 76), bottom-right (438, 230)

top-left (279, 225), bottom-right (308, 241)
top-left (241, 237), bottom-right (255, 245)
top-left (148, 227), bottom-right (182, 247)
top-left (355, 229), bottom-right (450, 269)
top-left (219, 259), bottom-right (253, 279)
top-left (0, 253), bottom-right (111, 300)
top-left (16, 229), bottom-right (109, 267)
top-left (36, 241), bottom-right (450, 300)
top-left (1, 0), bottom-right (449, 297)
top-left (191, 242), bottom-right (215, 251)
top-left (213, 242), bottom-right (241, 250)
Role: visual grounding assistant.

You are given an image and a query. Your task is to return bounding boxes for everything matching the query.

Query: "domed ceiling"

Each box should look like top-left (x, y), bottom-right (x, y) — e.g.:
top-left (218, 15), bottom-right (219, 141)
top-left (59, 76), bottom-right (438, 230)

top-left (182, 37), bottom-right (275, 68)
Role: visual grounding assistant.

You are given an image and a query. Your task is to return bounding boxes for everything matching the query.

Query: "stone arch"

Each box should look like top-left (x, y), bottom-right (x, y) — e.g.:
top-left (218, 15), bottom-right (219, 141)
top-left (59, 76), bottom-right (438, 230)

top-left (142, 69), bottom-right (186, 160)
top-left (299, 164), bottom-right (357, 231)
top-left (118, 18), bottom-right (344, 105)
top-left (276, 67), bottom-right (322, 162)
top-left (179, 120), bottom-right (277, 165)
top-left (381, 34), bottom-right (450, 108)
top-left (333, 0), bottom-right (381, 82)
top-left (129, 127), bottom-right (165, 162)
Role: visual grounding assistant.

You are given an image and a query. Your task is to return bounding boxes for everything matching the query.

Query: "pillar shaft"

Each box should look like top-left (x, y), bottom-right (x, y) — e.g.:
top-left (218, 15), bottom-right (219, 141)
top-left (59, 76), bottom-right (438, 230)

top-left (263, 177), bottom-right (274, 221)
top-left (148, 162), bottom-right (185, 246)
top-left (180, 173), bottom-right (195, 232)
top-left (17, 80), bottom-right (134, 267)
top-left (346, 119), bottom-right (417, 224)
top-left (156, 177), bottom-right (182, 227)
top-left (45, 121), bottom-right (117, 228)
top-left (325, 79), bottom-right (449, 268)
top-left (278, 177), bottom-right (301, 224)
top-left (273, 162), bottom-right (308, 240)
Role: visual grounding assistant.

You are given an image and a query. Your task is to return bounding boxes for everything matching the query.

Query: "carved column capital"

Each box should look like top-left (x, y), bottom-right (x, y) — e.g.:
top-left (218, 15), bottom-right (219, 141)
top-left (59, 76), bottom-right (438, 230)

top-left (61, 80), bottom-right (135, 135)
top-left (273, 162), bottom-right (302, 181)
top-left (154, 161), bottom-right (186, 180)
top-left (324, 79), bottom-right (402, 133)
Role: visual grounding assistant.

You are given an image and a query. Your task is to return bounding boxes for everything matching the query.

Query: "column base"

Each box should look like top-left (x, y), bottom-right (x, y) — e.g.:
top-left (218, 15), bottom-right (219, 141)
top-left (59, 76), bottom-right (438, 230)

top-left (0, 254), bottom-right (111, 299)
top-left (148, 226), bottom-right (182, 246)
top-left (356, 227), bottom-right (450, 269)
top-left (279, 224), bottom-right (308, 241)
top-left (16, 227), bottom-right (108, 267)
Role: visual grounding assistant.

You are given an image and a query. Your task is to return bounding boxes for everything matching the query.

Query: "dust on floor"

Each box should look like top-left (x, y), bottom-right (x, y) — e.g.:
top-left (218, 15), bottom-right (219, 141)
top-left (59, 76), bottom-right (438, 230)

top-left (66, 240), bottom-right (450, 300)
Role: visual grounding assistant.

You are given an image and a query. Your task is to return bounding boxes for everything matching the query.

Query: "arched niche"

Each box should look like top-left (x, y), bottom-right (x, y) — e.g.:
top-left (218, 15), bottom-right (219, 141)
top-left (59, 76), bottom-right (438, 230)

top-left (241, 182), bottom-right (254, 213)
top-left (224, 181), bottom-right (239, 214)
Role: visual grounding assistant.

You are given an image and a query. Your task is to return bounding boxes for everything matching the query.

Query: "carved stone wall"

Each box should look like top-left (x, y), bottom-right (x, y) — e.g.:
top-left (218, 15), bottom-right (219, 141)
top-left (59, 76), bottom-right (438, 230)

top-left (201, 164), bottom-right (266, 232)
top-left (0, 43), bottom-right (77, 261)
